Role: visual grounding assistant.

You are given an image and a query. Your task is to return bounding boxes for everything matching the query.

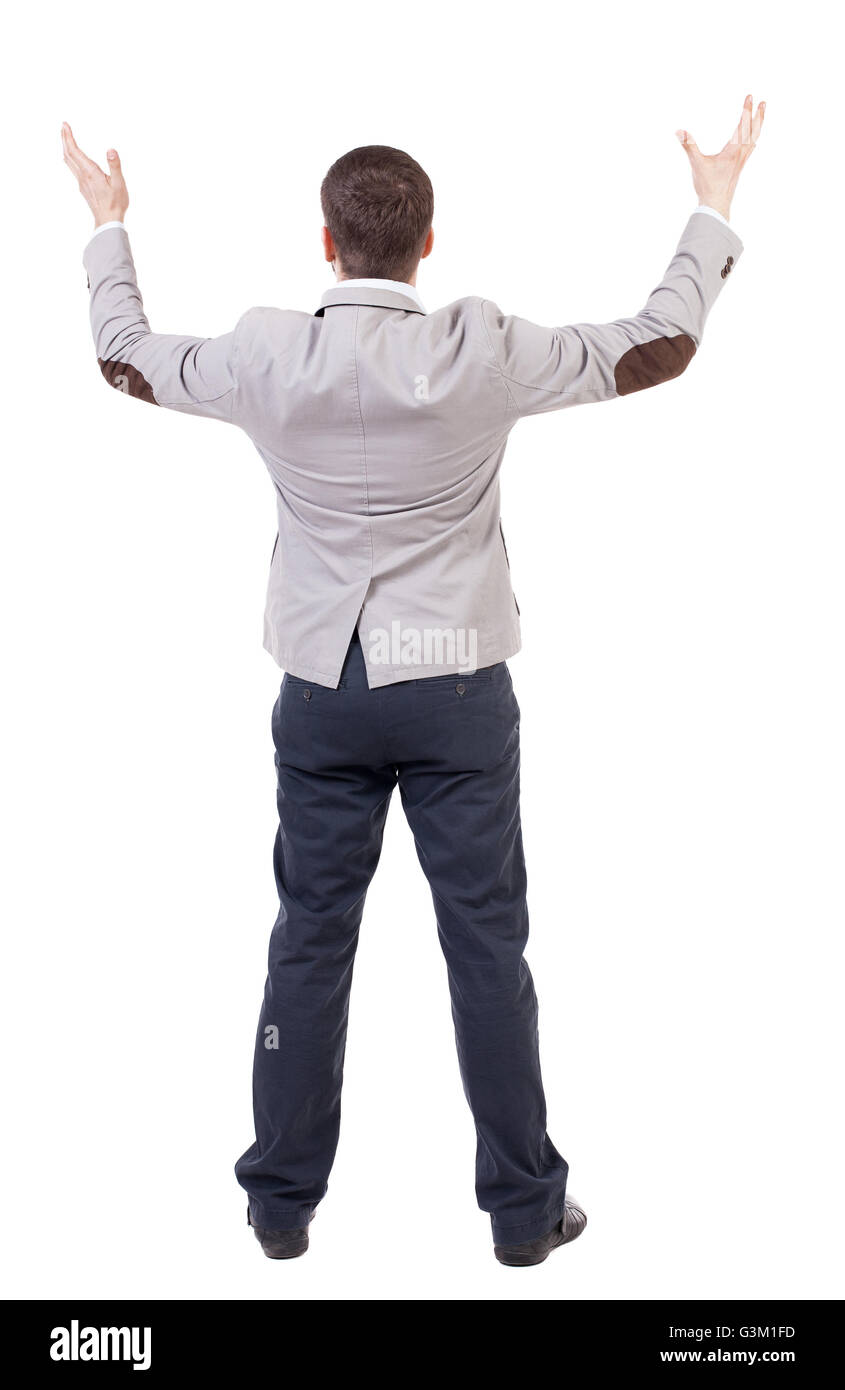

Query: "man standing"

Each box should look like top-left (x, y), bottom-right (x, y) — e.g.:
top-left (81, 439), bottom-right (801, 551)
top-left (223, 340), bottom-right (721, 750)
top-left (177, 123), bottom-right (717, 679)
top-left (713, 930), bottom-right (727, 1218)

top-left (63, 96), bottom-right (763, 1266)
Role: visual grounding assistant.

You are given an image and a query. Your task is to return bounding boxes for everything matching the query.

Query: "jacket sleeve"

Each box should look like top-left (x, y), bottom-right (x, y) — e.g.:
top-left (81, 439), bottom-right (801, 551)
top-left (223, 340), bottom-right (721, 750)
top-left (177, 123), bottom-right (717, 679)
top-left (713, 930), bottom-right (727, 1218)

top-left (82, 225), bottom-right (248, 423)
top-left (479, 210), bottom-right (744, 417)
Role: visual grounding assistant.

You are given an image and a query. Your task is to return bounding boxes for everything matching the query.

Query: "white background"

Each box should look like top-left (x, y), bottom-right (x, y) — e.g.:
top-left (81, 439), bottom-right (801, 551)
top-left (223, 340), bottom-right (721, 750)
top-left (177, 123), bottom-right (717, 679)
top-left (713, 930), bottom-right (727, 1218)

top-left (1, 0), bottom-right (841, 1302)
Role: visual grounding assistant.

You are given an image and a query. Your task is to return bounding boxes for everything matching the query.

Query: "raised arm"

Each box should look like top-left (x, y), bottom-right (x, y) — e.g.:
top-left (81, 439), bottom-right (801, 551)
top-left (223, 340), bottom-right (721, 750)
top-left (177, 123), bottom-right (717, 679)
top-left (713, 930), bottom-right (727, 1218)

top-left (62, 122), bottom-right (245, 421)
top-left (480, 96), bottom-right (764, 417)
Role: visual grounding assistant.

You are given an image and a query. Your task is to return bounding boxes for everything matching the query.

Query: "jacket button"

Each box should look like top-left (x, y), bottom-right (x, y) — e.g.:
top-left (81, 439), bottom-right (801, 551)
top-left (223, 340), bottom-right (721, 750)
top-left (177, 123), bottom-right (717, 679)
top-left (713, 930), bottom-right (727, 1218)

top-left (720, 266), bottom-right (727, 278)
top-left (303, 688), bottom-right (312, 701)
top-left (726, 255), bottom-right (734, 266)
top-left (456, 682), bottom-right (466, 695)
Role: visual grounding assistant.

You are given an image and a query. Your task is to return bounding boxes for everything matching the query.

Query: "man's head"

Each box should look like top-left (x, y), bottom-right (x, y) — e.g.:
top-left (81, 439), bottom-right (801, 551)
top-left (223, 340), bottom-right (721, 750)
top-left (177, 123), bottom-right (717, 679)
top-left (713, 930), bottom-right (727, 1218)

top-left (320, 145), bottom-right (434, 285)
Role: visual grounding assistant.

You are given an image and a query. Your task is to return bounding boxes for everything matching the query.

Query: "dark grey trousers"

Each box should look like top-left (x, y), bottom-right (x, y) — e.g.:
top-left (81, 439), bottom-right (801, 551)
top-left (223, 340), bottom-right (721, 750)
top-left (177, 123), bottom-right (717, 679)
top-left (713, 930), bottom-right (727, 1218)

top-left (235, 630), bottom-right (567, 1244)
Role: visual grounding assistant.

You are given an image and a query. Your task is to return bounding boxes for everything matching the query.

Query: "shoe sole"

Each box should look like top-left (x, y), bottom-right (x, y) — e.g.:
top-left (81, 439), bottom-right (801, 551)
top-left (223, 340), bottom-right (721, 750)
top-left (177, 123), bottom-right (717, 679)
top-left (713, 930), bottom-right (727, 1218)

top-left (494, 1237), bottom-right (563, 1267)
top-left (260, 1234), bottom-right (309, 1260)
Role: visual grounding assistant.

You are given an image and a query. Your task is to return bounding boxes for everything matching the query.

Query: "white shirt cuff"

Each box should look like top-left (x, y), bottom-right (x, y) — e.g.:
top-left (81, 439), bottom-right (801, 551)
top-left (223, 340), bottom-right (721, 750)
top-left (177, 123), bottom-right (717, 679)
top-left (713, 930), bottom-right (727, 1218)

top-left (88, 220), bottom-right (126, 240)
top-left (693, 205), bottom-right (732, 228)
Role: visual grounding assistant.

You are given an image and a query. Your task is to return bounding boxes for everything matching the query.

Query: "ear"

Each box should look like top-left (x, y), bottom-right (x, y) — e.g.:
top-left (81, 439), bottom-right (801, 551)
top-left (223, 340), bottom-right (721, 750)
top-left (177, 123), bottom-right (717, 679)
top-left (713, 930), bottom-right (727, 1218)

top-left (420, 226), bottom-right (435, 260)
top-left (321, 225), bottom-right (336, 264)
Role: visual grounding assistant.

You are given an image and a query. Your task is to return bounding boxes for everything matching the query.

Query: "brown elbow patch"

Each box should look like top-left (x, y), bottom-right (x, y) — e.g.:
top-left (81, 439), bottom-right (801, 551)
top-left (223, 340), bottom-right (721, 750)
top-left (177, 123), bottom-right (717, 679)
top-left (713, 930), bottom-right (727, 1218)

top-left (614, 334), bottom-right (696, 397)
top-left (98, 358), bottom-right (158, 405)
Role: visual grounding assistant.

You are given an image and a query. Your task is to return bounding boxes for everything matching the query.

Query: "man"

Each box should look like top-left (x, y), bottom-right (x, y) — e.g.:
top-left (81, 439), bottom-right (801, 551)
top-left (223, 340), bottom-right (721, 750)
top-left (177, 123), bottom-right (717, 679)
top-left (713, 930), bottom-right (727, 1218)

top-left (63, 97), bottom-right (764, 1267)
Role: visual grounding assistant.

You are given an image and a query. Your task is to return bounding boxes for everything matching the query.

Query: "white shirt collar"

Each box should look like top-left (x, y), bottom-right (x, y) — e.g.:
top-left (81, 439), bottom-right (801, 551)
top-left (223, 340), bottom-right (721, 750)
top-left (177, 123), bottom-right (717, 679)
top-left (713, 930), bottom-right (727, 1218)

top-left (332, 277), bottom-right (425, 312)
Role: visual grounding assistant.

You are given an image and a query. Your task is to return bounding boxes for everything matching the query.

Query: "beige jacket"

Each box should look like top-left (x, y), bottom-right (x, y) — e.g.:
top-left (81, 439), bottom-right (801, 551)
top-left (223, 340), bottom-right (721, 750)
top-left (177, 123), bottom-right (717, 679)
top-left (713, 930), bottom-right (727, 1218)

top-left (82, 210), bottom-right (743, 687)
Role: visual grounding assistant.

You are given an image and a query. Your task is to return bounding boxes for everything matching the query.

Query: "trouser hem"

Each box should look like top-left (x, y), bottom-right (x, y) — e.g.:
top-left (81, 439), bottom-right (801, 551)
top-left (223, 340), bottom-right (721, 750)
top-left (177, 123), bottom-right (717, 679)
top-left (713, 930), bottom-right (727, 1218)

top-left (247, 1200), bottom-right (315, 1232)
top-left (491, 1200), bottom-right (568, 1246)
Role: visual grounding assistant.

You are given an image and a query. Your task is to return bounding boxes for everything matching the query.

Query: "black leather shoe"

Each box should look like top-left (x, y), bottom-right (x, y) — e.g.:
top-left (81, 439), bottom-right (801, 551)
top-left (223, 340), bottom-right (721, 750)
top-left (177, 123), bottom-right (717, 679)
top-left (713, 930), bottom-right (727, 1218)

top-left (494, 1196), bottom-right (587, 1267)
top-left (247, 1205), bottom-right (309, 1260)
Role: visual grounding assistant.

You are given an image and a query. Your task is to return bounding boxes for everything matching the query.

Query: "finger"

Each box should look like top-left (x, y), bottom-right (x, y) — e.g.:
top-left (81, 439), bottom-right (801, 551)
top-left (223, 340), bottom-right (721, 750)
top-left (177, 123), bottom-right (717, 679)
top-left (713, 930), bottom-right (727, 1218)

top-left (106, 148), bottom-right (126, 190)
top-left (61, 135), bottom-right (88, 178)
top-left (672, 130), bottom-right (700, 166)
top-left (62, 121), bottom-right (86, 167)
top-left (740, 93), bottom-right (752, 146)
top-left (751, 100), bottom-right (766, 142)
top-left (675, 129), bottom-right (699, 160)
top-left (60, 123), bottom-right (100, 190)
top-left (61, 122), bottom-right (105, 179)
top-left (61, 123), bottom-right (82, 171)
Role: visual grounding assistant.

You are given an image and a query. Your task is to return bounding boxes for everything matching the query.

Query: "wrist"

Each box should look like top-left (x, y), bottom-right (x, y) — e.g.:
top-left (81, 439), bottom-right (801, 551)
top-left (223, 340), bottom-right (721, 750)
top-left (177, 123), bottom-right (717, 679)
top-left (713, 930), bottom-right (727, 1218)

top-left (699, 198), bottom-right (730, 222)
top-left (93, 214), bottom-right (125, 228)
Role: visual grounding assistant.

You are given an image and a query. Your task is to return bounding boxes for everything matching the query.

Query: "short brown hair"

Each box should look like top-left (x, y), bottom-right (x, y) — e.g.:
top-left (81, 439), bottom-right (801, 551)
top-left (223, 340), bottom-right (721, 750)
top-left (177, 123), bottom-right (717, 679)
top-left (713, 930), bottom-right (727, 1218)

top-left (320, 145), bottom-right (434, 282)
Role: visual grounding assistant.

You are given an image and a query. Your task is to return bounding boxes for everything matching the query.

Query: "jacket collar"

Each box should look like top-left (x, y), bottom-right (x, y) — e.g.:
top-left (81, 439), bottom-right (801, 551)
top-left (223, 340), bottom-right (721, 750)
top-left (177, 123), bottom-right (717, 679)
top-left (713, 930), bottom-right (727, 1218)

top-left (315, 283), bottom-right (426, 317)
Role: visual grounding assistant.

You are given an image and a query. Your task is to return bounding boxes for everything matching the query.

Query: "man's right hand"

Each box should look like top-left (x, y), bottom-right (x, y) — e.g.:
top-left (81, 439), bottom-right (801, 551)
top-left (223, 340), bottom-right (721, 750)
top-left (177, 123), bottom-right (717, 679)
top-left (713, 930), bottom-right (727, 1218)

top-left (62, 122), bottom-right (129, 229)
top-left (676, 94), bottom-right (765, 222)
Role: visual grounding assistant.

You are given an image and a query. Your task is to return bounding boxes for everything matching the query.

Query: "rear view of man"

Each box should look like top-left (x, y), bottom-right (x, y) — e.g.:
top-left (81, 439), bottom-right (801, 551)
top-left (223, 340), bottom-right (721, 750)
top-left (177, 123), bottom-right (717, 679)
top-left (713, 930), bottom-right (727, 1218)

top-left (63, 96), bottom-right (763, 1266)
